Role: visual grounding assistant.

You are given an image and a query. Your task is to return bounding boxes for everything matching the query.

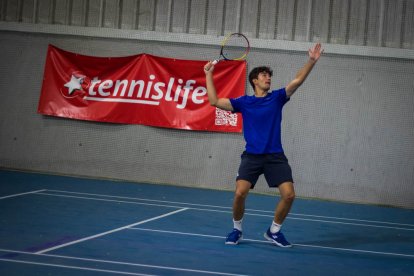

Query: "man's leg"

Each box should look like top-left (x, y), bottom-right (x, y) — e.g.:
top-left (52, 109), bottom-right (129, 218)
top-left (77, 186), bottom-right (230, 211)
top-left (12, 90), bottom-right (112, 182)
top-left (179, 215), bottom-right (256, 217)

top-left (274, 181), bottom-right (295, 224)
top-left (264, 181), bottom-right (295, 247)
top-left (233, 179), bottom-right (252, 221)
top-left (225, 179), bottom-right (251, 245)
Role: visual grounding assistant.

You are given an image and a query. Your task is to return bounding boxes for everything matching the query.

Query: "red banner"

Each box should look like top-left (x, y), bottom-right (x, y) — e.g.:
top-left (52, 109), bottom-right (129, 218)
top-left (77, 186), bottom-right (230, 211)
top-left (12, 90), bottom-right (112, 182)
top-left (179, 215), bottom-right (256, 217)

top-left (38, 45), bottom-right (245, 133)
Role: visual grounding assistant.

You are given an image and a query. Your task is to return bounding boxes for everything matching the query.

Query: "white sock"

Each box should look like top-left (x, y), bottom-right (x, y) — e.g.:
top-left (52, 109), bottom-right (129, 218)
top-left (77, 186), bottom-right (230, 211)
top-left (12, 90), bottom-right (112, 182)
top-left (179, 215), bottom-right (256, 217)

top-left (233, 219), bottom-right (243, 231)
top-left (270, 221), bottom-right (281, 233)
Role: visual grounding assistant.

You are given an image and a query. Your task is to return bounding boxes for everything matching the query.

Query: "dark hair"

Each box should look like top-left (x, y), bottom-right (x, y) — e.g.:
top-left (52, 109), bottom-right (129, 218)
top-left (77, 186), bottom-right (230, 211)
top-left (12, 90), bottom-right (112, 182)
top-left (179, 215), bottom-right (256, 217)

top-left (248, 66), bottom-right (273, 90)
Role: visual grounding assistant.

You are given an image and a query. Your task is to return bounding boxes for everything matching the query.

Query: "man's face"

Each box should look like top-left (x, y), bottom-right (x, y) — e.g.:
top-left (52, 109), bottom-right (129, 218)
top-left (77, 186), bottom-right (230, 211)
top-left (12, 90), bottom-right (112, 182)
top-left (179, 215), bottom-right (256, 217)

top-left (254, 71), bottom-right (272, 91)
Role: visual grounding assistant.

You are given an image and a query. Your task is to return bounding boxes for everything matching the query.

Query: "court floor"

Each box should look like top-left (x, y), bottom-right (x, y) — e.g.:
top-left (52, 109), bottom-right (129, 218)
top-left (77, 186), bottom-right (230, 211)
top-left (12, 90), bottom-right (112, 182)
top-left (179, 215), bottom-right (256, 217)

top-left (0, 169), bottom-right (413, 275)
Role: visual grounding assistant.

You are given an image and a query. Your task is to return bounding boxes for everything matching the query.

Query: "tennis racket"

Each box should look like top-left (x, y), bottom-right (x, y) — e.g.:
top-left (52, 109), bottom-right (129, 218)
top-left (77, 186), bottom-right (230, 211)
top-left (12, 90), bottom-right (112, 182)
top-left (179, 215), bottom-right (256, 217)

top-left (211, 33), bottom-right (250, 65)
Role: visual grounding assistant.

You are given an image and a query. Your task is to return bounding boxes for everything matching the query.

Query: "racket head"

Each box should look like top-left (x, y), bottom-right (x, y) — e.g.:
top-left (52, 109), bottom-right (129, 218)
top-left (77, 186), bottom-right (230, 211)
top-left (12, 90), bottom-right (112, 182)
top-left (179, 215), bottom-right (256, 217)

top-left (220, 33), bottom-right (250, 61)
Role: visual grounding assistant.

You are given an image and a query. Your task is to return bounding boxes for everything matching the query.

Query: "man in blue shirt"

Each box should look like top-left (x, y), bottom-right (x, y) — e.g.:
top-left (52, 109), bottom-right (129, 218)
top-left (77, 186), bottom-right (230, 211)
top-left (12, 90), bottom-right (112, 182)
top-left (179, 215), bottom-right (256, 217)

top-left (204, 43), bottom-right (323, 247)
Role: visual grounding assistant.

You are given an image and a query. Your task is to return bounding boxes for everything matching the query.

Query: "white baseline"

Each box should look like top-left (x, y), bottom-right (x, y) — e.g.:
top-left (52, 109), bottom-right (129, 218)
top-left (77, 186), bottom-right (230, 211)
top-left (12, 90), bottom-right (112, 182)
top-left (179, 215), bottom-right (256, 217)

top-left (0, 189), bottom-right (46, 200)
top-left (35, 208), bottom-right (188, 254)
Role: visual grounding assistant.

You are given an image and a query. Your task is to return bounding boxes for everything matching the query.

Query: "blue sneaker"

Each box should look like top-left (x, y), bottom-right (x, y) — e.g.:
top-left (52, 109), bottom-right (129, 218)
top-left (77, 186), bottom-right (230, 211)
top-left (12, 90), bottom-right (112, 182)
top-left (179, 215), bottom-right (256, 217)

top-left (225, 229), bottom-right (242, 245)
top-left (264, 228), bottom-right (292, 248)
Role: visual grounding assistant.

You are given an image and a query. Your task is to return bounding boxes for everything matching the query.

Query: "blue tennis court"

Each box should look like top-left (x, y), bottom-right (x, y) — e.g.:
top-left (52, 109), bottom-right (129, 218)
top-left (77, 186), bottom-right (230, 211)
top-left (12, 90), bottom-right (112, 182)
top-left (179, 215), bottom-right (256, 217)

top-left (0, 169), bottom-right (413, 275)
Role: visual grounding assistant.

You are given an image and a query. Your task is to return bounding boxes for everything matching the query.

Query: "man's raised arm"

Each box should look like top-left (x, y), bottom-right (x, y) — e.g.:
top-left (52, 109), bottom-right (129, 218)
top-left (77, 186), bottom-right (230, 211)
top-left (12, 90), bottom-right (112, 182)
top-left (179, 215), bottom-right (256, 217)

top-left (286, 43), bottom-right (323, 97)
top-left (204, 62), bottom-right (234, 111)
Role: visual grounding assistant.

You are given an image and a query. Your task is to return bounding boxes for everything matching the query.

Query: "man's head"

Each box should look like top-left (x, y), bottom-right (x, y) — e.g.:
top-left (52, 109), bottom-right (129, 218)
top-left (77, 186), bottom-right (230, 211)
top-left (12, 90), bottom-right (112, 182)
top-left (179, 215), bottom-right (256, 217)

top-left (248, 66), bottom-right (273, 91)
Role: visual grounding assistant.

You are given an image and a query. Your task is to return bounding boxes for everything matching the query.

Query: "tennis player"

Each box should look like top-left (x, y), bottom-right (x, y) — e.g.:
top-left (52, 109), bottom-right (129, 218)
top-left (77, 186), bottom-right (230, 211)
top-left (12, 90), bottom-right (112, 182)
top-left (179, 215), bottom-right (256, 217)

top-left (204, 43), bottom-right (323, 247)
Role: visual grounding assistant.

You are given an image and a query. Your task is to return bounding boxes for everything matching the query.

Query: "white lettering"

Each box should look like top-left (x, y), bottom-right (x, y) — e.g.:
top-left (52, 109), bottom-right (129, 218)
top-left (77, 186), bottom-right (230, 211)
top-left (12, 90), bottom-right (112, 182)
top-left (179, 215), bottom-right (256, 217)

top-left (165, 78), bottom-right (174, 101)
top-left (145, 75), bottom-right (156, 98)
top-left (176, 80), bottom-right (195, 109)
top-left (152, 82), bottom-right (165, 100)
top-left (174, 79), bottom-right (183, 102)
top-left (98, 80), bottom-right (113, 96)
top-left (192, 86), bottom-right (207, 104)
top-left (85, 75), bottom-right (207, 109)
top-left (113, 80), bottom-right (128, 97)
top-left (129, 80), bottom-right (144, 98)
top-left (89, 77), bottom-right (101, 96)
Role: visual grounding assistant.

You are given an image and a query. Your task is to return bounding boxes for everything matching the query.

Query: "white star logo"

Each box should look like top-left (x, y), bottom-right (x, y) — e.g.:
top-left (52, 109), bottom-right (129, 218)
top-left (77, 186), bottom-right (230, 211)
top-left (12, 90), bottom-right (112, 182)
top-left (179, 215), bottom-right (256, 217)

top-left (64, 75), bottom-right (84, 95)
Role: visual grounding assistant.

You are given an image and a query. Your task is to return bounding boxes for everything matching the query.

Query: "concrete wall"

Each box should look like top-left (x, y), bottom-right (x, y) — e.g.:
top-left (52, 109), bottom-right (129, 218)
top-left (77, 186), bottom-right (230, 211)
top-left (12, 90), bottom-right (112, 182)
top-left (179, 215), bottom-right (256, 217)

top-left (0, 30), bottom-right (413, 208)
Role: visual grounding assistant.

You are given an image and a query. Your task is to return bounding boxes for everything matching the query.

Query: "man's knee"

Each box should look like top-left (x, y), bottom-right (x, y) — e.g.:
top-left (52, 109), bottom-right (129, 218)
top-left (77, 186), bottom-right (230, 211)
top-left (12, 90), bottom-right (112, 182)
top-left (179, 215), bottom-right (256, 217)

top-left (282, 191), bottom-right (295, 203)
top-left (235, 180), bottom-right (251, 199)
top-left (235, 189), bottom-right (249, 199)
top-left (279, 182), bottom-right (295, 203)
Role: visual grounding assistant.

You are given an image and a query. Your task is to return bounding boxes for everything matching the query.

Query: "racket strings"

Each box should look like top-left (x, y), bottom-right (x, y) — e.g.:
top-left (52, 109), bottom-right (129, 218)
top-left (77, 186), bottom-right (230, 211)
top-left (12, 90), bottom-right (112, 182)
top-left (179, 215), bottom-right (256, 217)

top-left (221, 34), bottom-right (250, 60)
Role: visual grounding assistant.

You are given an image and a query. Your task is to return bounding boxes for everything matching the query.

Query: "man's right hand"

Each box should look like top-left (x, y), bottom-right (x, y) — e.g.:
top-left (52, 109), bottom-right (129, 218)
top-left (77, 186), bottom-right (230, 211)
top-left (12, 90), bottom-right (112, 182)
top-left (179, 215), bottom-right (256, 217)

top-left (204, 61), bottom-right (215, 74)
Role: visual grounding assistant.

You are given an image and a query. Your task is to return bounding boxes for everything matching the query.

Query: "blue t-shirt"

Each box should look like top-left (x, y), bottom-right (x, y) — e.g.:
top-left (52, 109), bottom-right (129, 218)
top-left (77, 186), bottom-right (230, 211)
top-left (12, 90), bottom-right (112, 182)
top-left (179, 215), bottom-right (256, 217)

top-left (230, 88), bottom-right (290, 154)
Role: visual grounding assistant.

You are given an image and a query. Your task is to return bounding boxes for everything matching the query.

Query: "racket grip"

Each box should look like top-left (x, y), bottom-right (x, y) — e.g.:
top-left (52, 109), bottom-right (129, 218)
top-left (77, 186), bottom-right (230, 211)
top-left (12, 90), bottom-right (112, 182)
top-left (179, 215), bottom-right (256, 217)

top-left (212, 60), bottom-right (218, 65)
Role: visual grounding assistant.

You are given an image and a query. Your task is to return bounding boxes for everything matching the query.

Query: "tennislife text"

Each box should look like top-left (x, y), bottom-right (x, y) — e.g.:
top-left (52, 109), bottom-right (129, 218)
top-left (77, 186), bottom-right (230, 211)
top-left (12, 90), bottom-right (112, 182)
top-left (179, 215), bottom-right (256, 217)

top-left (85, 74), bottom-right (207, 109)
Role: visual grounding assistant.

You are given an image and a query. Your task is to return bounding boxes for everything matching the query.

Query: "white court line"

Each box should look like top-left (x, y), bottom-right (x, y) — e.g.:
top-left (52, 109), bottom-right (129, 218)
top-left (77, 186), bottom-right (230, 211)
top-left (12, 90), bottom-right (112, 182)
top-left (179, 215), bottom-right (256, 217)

top-left (35, 208), bottom-right (188, 254)
top-left (0, 249), bottom-right (247, 276)
top-left (243, 212), bottom-right (414, 231)
top-left (289, 212), bottom-right (414, 227)
top-left (44, 189), bottom-right (414, 228)
top-left (0, 189), bottom-right (46, 200)
top-left (38, 192), bottom-right (198, 211)
top-left (36, 192), bottom-right (414, 231)
top-left (129, 227), bottom-right (414, 259)
top-left (0, 258), bottom-right (155, 276)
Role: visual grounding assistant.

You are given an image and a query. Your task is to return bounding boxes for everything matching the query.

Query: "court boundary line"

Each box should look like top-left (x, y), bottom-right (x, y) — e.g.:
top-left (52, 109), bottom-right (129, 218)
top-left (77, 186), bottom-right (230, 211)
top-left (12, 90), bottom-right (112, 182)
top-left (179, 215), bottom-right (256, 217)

top-left (35, 208), bottom-right (189, 254)
top-left (44, 189), bottom-right (414, 227)
top-left (129, 227), bottom-right (414, 259)
top-left (35, 191), bottom-right (414, 231)
top-left (0, 249), bottom-right (248, 276)
top-left (0, 189), bottom-right (46, 200)
top-left (0, 257), bottom-right (155, 276)
top-left (1, 189), bottom-right (413, 273)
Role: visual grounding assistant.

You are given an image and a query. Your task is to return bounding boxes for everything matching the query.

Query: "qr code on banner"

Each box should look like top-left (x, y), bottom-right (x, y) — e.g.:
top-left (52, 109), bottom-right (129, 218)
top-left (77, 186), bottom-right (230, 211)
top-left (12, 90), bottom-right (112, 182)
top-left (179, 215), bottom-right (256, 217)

top-left (215, 107), bottom-right (238, 126)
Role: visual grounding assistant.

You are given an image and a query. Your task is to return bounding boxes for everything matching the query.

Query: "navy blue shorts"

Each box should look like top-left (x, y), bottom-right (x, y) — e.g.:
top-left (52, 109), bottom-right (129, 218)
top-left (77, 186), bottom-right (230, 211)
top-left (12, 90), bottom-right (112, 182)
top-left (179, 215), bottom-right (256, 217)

top-left (236, 151), bottom-right (293, 189)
